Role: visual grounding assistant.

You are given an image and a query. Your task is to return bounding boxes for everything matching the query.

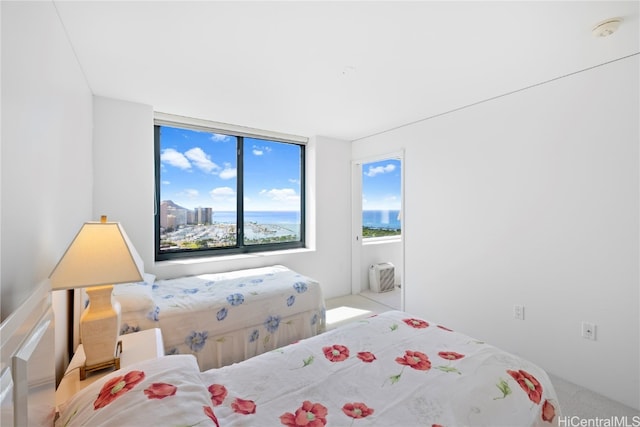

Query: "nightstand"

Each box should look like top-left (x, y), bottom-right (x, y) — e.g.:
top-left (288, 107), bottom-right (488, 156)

top-left (56, 328), bottom-right (164, 407)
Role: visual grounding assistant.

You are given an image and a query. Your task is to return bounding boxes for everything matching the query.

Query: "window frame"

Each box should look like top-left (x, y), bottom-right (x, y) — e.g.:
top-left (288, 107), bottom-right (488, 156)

top-left (154, 114), bottom-right (307, 261)
top-left (360, 157), bottom-right (402, 241)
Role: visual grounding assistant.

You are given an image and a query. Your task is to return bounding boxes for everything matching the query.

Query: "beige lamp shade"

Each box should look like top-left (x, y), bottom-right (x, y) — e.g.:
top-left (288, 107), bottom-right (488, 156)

top-left (50, 219), bottom-right (144, 290)
top-left (49, 217), bottom-right (144, 375)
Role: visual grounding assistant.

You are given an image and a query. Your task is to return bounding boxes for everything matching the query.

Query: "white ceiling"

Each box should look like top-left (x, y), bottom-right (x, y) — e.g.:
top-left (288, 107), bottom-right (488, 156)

top-left (53, 1), bottom-right (639, 141)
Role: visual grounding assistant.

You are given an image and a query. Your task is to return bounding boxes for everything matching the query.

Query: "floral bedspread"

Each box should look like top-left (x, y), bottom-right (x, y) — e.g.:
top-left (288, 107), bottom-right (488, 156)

top-left (203, 310), bottom-right (560, 426)
top-left (57, 310), bottom-right (560, 427)
top-left (56, 355), bottom-right (217, 427)
top-left (120, 265), bottom-right (325, 370)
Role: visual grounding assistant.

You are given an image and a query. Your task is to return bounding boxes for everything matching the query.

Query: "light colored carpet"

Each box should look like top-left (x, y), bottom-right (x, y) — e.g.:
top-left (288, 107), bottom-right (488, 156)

top-left (359, 287), bottom-right (402, 310)
top-left (548, 373), bottom-right (638, 419)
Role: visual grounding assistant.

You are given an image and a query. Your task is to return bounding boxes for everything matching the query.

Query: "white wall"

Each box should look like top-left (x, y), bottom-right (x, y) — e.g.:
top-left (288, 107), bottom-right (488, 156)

top-left (360, 240), bottom-right (402, 290)
top-left (353, 56), bottom-right (639, 410)
top-left (1, 1), bottom-right (93, 380)
top-left (92, 97), bottom-right (352, 300)
top-left (92, 97), bottom-right (155, 267)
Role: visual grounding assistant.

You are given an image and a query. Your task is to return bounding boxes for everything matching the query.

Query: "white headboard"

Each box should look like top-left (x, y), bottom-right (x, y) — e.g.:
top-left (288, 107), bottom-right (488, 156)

top-left (0, 280), bottom-right (56, 426)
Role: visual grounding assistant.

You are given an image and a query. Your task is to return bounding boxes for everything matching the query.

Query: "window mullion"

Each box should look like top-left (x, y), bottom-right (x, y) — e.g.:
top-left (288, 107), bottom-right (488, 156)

top-left (299, 145), bottom-right (305, 244)
top-left (237, 137), bottom-right (244, 248)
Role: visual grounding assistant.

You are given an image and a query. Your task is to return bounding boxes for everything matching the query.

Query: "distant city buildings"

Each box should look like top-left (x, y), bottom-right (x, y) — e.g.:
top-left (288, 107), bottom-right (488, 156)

top-left (195, 207), bottom-right (213, 225)
top-left (158, 200), bottom-right (301, 251)
top-left (160, 201), bottom-right (213, 229)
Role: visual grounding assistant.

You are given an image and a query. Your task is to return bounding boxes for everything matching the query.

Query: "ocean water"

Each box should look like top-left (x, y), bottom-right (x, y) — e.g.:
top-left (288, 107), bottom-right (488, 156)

top-left (363, 210), bottom-right (401, 230)
top-left (212, 210), bottom-right (401, 230)
top-left (214, 211), bottom-right (301, 224)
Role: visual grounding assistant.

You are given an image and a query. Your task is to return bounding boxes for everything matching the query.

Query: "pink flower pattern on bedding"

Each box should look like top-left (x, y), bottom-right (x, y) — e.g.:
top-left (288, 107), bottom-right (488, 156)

top-left (542, 399), bottom-right (557, 422)
top-left (231, 397), bottom-right (256, 415)
top-left (280, 400), bottom-right (328, 427)
top-left (342, 402), bottom-right (374, 419)
top-left (322, 344), bottom-right (349, 362)
top-left (203, 312), bottom-right (561, 426)
top-left (57, 355), bottom-right (219, 427)
top-left (203, 406), bottom-right (220, 427)
top-left (438, 350), bottom-right (465, 360)
top-left (93, 370), bottom-right (145, 409)
top-left (208, 383), bottom-right (228, 406)
top-left (356, 351), bottom-right (376, 363)
top-left (56, 311), bottom-right (561, 427)
top-left (143, 382), bottom-right (177, 399)
top-left (508, 369), bottom-right (544, 404)
top-left (403, 317), bottom-right (429, 328)
top-left (395, 349), bottom-right (432, 371)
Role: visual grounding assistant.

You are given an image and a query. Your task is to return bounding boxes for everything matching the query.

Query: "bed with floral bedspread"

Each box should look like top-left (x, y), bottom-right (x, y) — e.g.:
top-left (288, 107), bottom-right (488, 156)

top-left (115, 265), bottom-right (325, 370)
top-left (57, 310), bottom-right (560, 427)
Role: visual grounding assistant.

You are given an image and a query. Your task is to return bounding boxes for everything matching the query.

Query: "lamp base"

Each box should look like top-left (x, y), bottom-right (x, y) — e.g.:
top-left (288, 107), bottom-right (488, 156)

top-left (79, 285), bottom-right (123, 379)
top-left (80, 340), bottom-right (122, 380)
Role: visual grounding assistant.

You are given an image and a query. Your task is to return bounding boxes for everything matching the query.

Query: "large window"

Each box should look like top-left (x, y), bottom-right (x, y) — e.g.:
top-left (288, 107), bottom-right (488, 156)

top-left (362, 158), bottom-right (402, 239)
top-left (155, 121), bottom-right (305, 260)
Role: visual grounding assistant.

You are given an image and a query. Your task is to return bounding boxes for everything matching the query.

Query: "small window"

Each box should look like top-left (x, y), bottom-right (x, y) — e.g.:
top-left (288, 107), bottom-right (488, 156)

top-left (362, 158), bottom-right (401, 239)
top-left (155, 122), bottom-right (305, 260)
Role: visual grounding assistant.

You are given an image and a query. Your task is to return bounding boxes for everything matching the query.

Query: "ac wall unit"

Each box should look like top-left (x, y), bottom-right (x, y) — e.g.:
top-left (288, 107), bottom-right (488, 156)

top-left (369, 262), bottom-right (395, 293)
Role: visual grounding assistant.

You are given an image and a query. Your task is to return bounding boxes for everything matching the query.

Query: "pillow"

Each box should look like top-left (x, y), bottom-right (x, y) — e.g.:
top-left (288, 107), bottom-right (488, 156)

top-left (56, 355), bottom-right (218, 427)
top-left (112, 273), bottom-right (156, 313)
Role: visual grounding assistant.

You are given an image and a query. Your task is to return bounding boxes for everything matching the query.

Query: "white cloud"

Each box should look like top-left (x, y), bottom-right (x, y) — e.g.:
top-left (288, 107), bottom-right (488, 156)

top-left (161, 148), bottom-right (191, 170)
top-left (183, 189), bottom-right (199, 198)
top-left (364, 164), bottom-right (396, 177)
top-left (259, 188), bottom-right (299, 205)
top-left (211, 133), bottom-right (232, 142)
top-left (162, 180), bottom-right (171, 185)
top-left (252, 145), bottom-right (272, 156)
top-left (209, 186), bottom-right (235, 199)
top-left (219, 163), bottom-right (237, 180)
top-left (288, 178), bottom-right (300, 185)
top-left (207, 187), bottom-right (236, 210)
top-left (185, 147), bottom-right (220, 174)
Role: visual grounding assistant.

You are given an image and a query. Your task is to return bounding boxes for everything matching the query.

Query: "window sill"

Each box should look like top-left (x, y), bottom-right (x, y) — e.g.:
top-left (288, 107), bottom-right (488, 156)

top-left (154, 247), bottom-right (315, 266)
top-left (362, 236), bottom-right (402, 246)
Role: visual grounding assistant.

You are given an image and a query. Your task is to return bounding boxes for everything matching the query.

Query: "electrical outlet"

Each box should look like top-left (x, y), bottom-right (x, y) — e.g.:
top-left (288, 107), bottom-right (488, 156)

top-left (582, 322), bottom-right (596, 340)
top-left (513, 305), bottom-right (525, 320)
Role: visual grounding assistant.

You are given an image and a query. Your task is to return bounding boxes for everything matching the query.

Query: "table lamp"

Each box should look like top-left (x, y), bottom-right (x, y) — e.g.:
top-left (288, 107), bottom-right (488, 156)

top-left (49, 216), bottom-right (144, 379)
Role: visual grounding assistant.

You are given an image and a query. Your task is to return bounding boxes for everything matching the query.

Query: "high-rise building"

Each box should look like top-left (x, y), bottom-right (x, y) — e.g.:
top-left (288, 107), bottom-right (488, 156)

top-left (166, 214), bottom-right (176, 230)
top-left (195, 207), bottom-right (213, 225)
top-left (169, 207), bottom-right (188, 226)
top-left (160, 200), bottom-right (189, 229)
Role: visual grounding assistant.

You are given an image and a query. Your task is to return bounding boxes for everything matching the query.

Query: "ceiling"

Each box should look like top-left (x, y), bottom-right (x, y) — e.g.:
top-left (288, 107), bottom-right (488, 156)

top-left (53, 1), bottom-right (639, 141)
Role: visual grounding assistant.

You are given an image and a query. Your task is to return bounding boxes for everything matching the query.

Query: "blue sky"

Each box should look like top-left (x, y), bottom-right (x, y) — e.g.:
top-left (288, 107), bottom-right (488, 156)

top-left (159, 126), bottom-right (301, 211)
top-left (160, 126), bottom-right (400, 212)
top-left (362, 158), bottom-right (402, 211)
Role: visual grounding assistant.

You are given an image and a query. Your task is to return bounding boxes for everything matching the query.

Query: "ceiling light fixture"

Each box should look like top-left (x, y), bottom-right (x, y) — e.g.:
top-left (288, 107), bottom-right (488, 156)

top-left (592, 18), bottom-right (622, 37)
